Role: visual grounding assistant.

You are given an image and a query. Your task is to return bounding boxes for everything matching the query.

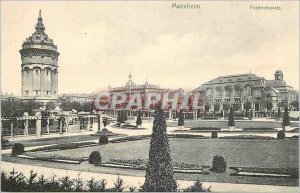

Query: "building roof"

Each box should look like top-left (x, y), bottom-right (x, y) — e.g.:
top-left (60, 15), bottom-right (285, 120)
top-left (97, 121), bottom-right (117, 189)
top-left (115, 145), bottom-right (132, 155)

top-left (202, 73), bottom-right (262, 85)
top-left (21, 10), bottom-right (58, 51)
top-left (266, 80), bottom-right (293, 91)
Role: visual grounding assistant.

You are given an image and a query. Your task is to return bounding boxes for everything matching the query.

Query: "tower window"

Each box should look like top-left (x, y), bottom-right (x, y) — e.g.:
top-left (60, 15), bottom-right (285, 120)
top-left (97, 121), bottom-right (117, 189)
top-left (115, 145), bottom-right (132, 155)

top-left (35, 70), bottom-right (39, 75)
top-left (25, 90), bottom-right (29, 96)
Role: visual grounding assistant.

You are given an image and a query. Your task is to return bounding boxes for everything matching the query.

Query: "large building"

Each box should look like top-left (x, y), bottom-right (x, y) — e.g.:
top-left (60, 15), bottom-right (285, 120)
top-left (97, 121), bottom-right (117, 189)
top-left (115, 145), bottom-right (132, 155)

top-left (193, 70), bottom-right (299, 112)
top-left (95, 73), bottom-right (183, 116)
top-left (20, 10), bottom-right (59, 103)
top-left (58, 94), bottom-right (93, 103)
top-left (108, 73), bottom-right (182, 97)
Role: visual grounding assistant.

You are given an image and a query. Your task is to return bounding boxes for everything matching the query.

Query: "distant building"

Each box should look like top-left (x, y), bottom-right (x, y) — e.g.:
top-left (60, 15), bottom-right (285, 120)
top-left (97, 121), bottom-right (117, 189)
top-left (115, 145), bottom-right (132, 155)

top-left (94, 73), bottom-right (183, 117)
top-left (108, 72), bottom-right (182, 97)
top-left (59, 94), bottom-right (93, 103)
top-left (1, 93), bottom-right (20, 102)
top-left (20, 10), bottom-right (59, 103)
top-left (193, 70), bottom-right (299, 112)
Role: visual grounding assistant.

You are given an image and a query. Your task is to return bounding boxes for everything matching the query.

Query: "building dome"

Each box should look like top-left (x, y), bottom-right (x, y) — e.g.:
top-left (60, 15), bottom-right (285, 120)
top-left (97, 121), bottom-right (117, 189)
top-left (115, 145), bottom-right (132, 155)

top-left (21, 10), bottom-right (58, 54)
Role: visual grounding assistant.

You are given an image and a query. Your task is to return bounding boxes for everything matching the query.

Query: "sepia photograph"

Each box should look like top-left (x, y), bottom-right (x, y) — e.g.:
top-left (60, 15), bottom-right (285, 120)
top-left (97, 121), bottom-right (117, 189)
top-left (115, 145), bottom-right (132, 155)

top-left (1, 1), bottom-right (299, 192)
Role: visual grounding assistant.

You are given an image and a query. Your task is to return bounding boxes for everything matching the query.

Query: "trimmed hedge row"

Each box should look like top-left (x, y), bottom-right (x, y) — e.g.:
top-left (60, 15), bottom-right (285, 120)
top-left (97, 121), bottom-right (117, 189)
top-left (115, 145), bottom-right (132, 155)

top-left (29, 141), bottom-right (98, 152)
top-left (219, 135), bottom-right (274, 140)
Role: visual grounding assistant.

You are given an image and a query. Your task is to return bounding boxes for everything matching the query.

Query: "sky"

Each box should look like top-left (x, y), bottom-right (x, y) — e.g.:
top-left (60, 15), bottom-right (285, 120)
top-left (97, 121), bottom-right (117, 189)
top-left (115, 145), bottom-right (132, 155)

top-left (1, 1), bottom-right (299, 96)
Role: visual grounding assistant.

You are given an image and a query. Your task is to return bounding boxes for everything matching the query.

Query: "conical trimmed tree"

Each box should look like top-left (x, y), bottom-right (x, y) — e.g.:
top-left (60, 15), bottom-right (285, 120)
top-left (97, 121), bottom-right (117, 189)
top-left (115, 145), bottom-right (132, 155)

top-left (123, 110), bottom-right (128, 123)
top-left (117, 110), bottom-right (122, 126)
top-left (228, 107), bottom-right (235, 127)
top-left (136, 110), bottom-right (142, 128)
top-left (143, 105), bottom-right (177, 192)
top-left (178, 110), bottom-right (184, 127)
top-left (282, 106), bottom-right (290, 132)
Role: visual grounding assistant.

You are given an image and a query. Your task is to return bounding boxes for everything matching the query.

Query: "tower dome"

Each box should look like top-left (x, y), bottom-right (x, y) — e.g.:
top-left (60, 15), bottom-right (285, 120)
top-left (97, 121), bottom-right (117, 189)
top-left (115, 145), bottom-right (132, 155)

top-left (20, 10), bottom-right (59, 102)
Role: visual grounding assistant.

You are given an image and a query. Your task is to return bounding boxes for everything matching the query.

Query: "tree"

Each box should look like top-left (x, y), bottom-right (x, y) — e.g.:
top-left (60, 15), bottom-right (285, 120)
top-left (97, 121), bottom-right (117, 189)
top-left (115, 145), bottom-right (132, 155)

top-left (71, 101), bottom-right (81, 112)
top-left (183, 179), bottom-right (211, 192)
top-left (111, 176), bottom-right (126, 192)
top-left (290, 100), bottom-right (299, 110)
top-left (177, 110), bottom-right (184, 126)
top-left (82, 102), bottom-right (94, 112)
top-left (228, 107), bottom-right (235, 127)
top-left (46, 101), bottom-right (56, 111)
top-left (282, 106), bottom-right (290, 131)
top-left (60, 101), bottom-right (72, 111)
top-left (136, 110), bottom-right (142, 128)
top-left (143, 105), bottom-right (177, 192)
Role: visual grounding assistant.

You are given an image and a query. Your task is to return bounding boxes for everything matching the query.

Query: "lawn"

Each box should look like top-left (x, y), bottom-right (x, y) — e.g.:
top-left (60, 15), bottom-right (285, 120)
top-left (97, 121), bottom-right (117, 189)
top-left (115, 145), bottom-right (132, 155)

top-left (2, 138), bottom-right (298, 186)
top-left (57, 138), bottom-right (298, 168)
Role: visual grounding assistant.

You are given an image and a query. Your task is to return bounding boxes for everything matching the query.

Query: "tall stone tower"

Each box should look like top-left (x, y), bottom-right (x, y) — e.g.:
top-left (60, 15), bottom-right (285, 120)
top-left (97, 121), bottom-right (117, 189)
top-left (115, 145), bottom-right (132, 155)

top-left (20, 10), bottom-right (59, 103)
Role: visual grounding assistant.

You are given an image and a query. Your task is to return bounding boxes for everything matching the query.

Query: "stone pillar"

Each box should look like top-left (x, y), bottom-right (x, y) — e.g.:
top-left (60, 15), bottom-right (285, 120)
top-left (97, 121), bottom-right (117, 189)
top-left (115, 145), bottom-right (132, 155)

top-left (169, 110), bottom-right (172, 120)
top-left (36, 117), bottom-right (42, 137)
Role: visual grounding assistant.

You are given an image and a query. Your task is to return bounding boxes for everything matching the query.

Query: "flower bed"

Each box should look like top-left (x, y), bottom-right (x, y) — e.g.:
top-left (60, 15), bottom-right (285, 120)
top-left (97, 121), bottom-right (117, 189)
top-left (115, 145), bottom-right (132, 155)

top-left (29, 141), bottom-right (98, 152)
top-left (219, 135), bottom-right (274, 140)
top-left (167, 134), bottom-right (207, 139)
top-left (230, 166), bottom-right (299, 178)
top-left (110, 135), bottom-right (150, 143)
top-left (91, 130), bottom-right (119, 136)
top-left (190, 127), bottom-right (221, 131)
top-left (243, 128), bottom-right (277, 132)
top-left (21, 151), bottom-right (87, 163)
top-left (102, 159), bottom-right (210, 174)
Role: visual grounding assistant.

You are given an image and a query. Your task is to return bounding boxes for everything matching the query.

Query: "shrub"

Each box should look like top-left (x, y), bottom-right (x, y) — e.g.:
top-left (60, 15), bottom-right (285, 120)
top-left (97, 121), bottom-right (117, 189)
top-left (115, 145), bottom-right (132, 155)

top-left (183, 179), bottom-right (211, 192)
top-left (111, 176), bottom-right (126, 192)
top-left (211, 131), bottom-right (218, 138)
top-left (89, 151), bottom-right (101, 165)
top-left (99, 135), bottom-right (109, 145)
top-left (11, 143), bottom-right (25, 156)
top-left (210, 155), bottom-right (226, 173)
top-left (277, 131), bottom-right (285, 139)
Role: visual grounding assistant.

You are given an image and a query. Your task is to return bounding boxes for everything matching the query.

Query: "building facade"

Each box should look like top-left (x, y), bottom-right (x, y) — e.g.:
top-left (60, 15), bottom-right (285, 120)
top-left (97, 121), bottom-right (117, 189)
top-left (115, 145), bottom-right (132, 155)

top-left (193, 70), bottom-right (299, 112)
top-left (20, 10), bottom-right (59, 103)
top-left (59, 94), bottom-right (93, 103)
top-left (95, 73), bottom-right (183, 117)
